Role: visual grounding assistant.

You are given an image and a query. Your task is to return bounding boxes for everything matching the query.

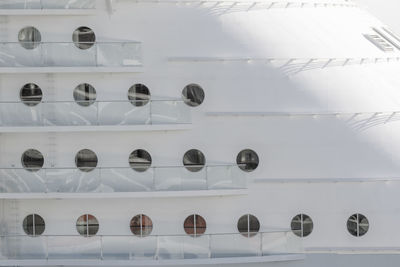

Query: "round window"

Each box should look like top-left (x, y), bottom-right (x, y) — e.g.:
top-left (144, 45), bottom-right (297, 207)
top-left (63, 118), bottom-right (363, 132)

top-left (128, 84), bottom-right (151, 107)
top-left (184, 214), bottom-right (206, 237)
top-left (236, 149), bottom-right (259, 172)
top-left (20, 83), bottom-right (42, 106)
top-left (72, 26), bottom-right (96, 50)
top-left (23, 214), bottom-right (45, 236)
top-left (182, 84), bottom-right (205, 107)
top-left (73, 83), bottom-right (96, 107)
top-left (291, 214), bottom-right (313, 237)
top-left (76, 214), bottom-right (99, 237)
top-left (237, 214), bottom-right (260, 237)
top-left (129, 149), bottom-right (152, 172)
top-left (75, 149), bottom-right (98, 172)
top-left (183, 149), bottom-right (205, 172)
top-left (21, 149), bottom-right (44, 172)
top-left (347, 213), bottom-right (369, 237)
top-left (18, 26), bottom-right (41, 50)
top-left (130, 214), bottom-right (153, 237)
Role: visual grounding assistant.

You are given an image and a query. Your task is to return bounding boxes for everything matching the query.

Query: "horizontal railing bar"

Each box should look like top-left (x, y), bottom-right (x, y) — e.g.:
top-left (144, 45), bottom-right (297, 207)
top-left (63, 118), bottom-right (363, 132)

top-left (0, 164), bottom-right (243, 170)
top-left (206, 111), bottom-right (400, 117)
top-left (0, 231), bottom-right (291, 238)
top-left (0, 99), bottom-right (183, 104)
top-left (1, 41), bottom-right (141, 44)
top-left (116, 0), bottom-right (355, 7)
top-left (168, 56), bottom-right (400, 63)
top-left (255, 177), bottom-right (400, 183)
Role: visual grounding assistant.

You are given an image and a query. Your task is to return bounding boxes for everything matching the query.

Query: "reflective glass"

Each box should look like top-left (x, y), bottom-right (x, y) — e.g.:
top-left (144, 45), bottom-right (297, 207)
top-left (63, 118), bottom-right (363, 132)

top-left (20, 83), bottom-right (42, 106)
top-left (182, 84), bottom-right (205, 107)
top-left (18, 26), bottom-right (41, 50)
top-left (128, 84), bottom-right (150, 107)
top-left (21, 149), bottom-right (44, 172)
top-left (129, 149), bottom-right (152, 172)
top-left (237, 214), bottom-right (260, 237)
top-left (76, 214), bottom-right (99, 237)
top-left (75, 149), bottom-right (98, 172)
top-left (73, 83), bottom-right (96, 107)
top-left (183, 149), bottom-right (205, 172)
top-left (130, 214), bottom-right (153, 237)
top-left (236, 149), bottom-right (259, 172)
top-left (72, 26), bottom-right (95, 50)
top-left (23, 214), bottom-right (45, 236)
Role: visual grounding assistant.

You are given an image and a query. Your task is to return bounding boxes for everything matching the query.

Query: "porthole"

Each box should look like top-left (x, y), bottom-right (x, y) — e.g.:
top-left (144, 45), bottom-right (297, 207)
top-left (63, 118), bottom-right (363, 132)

top-left (73, 83), bottom-right (96, 107)
top-left (21, 149), bottom-right (44, 172)
top-left (23, 214), bottom-right (45, 236)
top-left (291, 214), bottom-right (313, 237)
top-left (20, 83), bottom-right (42, 106)
top-left (184, 214), bottom-right (206, 237)
top-left (347, 213), bottom-right (369, 237)
top-left (183, 149), bottom-right (205, 172)
top-left (18, 26), bottom-right (41, 50)
top-left (237, 214), bottom-right (260, 237)
top-left (76, 214), bottom-right (99, 237)
top-left (182, 84), bottom-right (205, 107)
top-left (128, 84), bottom-right (151, 107)
top-left (129, 149), bottom-right (152, 172)
top-left (236, 149), bottom-right (259, 172)
top-left (130, 214), bottom-right (153, 237)
top-left (75, 149), bottom-right (97, 172)
top-left (72, 26), bottom-right (96, 50)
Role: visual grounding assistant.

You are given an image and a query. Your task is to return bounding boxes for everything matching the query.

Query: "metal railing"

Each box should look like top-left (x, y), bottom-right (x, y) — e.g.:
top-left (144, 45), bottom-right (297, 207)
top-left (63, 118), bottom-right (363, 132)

top-left (0, 100), bottom-right (190, 127)
top-left (0, 0), bottom-right (96, 9)
top-left (0, 231), bottom-right (302, 261)
top-left (0, 165), bottom-right (246, 193)
top-left (0, 42), bottom-right (141, 68)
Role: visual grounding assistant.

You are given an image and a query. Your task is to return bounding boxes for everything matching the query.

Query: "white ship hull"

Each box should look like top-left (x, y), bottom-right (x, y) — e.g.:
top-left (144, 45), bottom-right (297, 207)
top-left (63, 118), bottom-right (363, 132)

top-left (0, 0), bottom-right (399, 266)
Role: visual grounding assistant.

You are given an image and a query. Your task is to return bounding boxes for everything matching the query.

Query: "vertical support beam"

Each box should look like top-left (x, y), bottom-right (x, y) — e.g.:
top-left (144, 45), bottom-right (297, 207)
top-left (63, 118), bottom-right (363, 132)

top-left (106, 0), bottom-right (117, 14)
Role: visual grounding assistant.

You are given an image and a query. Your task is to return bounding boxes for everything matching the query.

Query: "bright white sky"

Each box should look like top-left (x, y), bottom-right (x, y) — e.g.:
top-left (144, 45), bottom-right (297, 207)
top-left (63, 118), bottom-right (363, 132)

top-left (355, 0), bottom-right (400, 34)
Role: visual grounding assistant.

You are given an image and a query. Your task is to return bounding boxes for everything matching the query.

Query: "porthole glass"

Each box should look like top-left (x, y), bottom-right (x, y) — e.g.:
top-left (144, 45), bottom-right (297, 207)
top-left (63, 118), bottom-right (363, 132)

top-left (129, 149), bottom-right (152, 172)
top-left (182, 84), bottom-right (205, 107)
top-left (237, 214), bottom-right (260, 237)
top-left (23, 214), bottom-right (45, 236)
top-left (73, 83), bottom-right (96, 107)
top-left (236, 149), bottom-right (259, 172)
top-left (347, 213), bottom-right (369, 237)
top-left (291, 214), bottom-right (313, 237)
top-left (183, 149), bottom-right (205, 172)
top-left (184, 214), bottom-right (206, 237)
top-left (75, 149), bottom-right (97, 172)
top-left (20, 83), bottom-right (42, 106)
top-left (128, 84), bottom-right (151, 107)
top-left (76, 214), bottom-right (99, 237)
top-left (21, 149), bottom-right (44, 172)
top-left (130, 214), bottom-right (153, 237)
top-left (18, 26), bottom-right (41, 50)
top-left (72, 26), bottom-right (96, 50)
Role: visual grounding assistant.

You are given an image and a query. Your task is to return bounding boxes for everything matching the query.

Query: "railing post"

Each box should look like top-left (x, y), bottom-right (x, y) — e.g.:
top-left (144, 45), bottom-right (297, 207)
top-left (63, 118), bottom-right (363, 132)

top-left (155, 235), bottom-right (159, 260)
top-left (149, 100), bottom-right (153, 125)
top-left (95, 43), bottom-right (98, 67)
top-left (96, 102), bottom-right (100, 126)
top-left (152, 167), bottom-right (156, 191)
top-left (40, 42), bottom-right (44, 67)
top-left (205, 166), bottom-right (209, 189)
top-left (100, 236), bottom-right (103, 260)
top-left (46, 235), bottom-right (49, 260)
top-left (98, 167), bottom-right (102, 193)
top-left (44, 168), bottom-right (48, 193)
top-left (208, 234), bottom-right (212, 259)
